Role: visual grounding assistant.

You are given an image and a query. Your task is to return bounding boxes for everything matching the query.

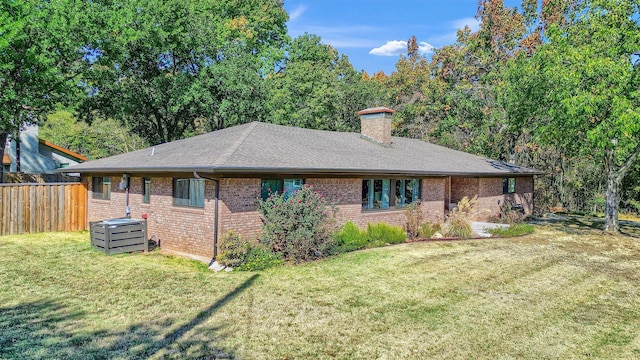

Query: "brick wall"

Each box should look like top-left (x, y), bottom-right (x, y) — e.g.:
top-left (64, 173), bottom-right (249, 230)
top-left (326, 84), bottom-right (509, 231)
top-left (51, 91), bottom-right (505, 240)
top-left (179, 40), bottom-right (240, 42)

top-left (218, 178), bottom-right (262, 240)
top-left (86, 175), bottom-right (452, 259)
top-left (87, 176), bottom-right (217, 259)
top-left (450, 177), bottom-right (479, 204)
top-left (360, 114), bottom-right (392, 146)
top-left (421, 178), bottom-right (446, 223)
top-left (450, 176), bottom-right (535, 219)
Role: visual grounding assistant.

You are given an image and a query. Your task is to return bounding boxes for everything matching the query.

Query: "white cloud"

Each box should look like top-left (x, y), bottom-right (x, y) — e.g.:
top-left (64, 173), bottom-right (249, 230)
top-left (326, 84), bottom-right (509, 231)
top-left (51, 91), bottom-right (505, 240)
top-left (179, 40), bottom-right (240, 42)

top-left (369, 40), bottom-right (406, 56)
top-left (288, 5), bottom-right (306, 21)
top-left (451, 17), bottom-right (481, 32)
top-left (369, 40), bottom-right (434, 57)
top-left (418, 42), bottom-right (435, 54)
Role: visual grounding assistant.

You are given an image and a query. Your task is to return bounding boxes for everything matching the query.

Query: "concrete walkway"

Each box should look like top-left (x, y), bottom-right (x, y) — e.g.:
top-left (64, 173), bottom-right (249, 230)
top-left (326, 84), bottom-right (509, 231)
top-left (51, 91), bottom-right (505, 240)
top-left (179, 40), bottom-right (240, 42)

top-left (471, 222), bottom-right (509, 237)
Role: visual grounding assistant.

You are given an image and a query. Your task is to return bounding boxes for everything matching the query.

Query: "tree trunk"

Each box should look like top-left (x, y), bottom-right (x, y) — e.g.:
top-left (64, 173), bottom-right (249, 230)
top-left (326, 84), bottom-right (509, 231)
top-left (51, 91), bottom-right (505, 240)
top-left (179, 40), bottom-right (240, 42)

top-left (603, 145), bottom-right (640, 232)
top-left (604, 168), bottom-right (620, 232)
top-left (0, 132), bottom-right (7, 183)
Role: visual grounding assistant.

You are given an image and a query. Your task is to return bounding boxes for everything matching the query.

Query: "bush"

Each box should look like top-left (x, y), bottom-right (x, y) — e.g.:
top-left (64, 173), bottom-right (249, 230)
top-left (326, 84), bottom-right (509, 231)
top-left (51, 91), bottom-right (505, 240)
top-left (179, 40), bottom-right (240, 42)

top-left (417, 222), bottom-right (441, 239)
top-left (217, 231), bottom-right (250, 267)
top-left (403, 201), bottom-right (423, 238)
top-left (499, 201), bottom-right (526, 224)
top-left (443, 217), bottom-right (473, 238)
top-left (365, 223), bottom-right (406, 247)
top-left (442, 196), bottom-right (476, 238)
top-left (257, 185), bottom-right (336, 263)
top-left (332, 221), bottom-right (407, 253)
top-left (333, 221), bottom-right (367, 252)
top-left (487, 223), bottom-right (535, 237)
top-left (237, 244), bottom-right (284, 271)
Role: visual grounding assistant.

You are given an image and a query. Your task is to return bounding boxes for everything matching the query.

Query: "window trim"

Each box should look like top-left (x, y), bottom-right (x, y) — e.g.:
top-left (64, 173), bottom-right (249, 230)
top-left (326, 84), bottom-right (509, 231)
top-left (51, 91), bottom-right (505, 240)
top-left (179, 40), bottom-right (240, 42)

top-left (173, 178), bottom-right (205, 208)
top-left (142, 177), bottom-right (151, 204)
top-left (503, 177), bottom-right (516, 194)
top-left (362, 178), bottom-right (420, 211)
top-left (261, 178), bottom-right (304, 200)
top-left (92, 177), bottom-right (111, 200)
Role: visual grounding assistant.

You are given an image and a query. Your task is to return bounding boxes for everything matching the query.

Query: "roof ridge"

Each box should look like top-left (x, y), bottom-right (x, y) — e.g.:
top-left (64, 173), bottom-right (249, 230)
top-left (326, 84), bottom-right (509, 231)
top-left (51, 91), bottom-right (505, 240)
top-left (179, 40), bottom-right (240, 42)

top-left (214, 122), bottom-right (260, 167)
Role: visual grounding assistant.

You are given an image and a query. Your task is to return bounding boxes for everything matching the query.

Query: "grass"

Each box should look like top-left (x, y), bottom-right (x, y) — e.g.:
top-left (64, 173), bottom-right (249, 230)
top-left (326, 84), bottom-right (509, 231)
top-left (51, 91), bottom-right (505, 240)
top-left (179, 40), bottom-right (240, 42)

top-left (1, 218), bottom-right (640, 359)
top-left (486, 222), bottom-right (535, 237)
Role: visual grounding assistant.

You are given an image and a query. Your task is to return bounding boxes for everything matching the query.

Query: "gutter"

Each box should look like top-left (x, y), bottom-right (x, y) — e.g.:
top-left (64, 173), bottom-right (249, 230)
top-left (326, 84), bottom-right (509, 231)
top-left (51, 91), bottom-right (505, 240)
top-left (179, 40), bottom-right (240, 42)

top-left (193, 172), bottom-right (220, 263)
top-left (59, 166), bottom-right (546, 178)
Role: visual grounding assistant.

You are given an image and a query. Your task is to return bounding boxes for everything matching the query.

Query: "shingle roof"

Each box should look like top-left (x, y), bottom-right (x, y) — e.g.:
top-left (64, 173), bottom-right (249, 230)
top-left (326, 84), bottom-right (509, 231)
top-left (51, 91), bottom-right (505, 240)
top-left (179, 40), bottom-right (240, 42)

top-left (63, 121), bottom-right (542, 177)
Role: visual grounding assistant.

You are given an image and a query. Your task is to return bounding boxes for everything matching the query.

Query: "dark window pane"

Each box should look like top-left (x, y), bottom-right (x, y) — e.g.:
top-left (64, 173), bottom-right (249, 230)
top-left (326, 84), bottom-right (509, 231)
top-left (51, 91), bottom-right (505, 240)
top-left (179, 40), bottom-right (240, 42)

top-left (261, 179), bottom-right (283, 200)
top-left (362, 180), bottom-right (371, 209)
top-left (190, 179), bottom-right (205, 207)
top-left (143, 178), bottom-right (151, 204)
top-left (93, 177), bottom-right (111, 200)
top-left (503, 178), bottom-right (516, 194)
top-left (173, 178), bottom-right (205, 208)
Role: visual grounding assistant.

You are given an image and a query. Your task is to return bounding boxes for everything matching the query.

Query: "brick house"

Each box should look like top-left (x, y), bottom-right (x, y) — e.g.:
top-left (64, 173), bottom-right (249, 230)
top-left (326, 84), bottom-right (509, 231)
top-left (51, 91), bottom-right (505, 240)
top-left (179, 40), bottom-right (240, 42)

top-left (64, 107), bottom-right (540, 260)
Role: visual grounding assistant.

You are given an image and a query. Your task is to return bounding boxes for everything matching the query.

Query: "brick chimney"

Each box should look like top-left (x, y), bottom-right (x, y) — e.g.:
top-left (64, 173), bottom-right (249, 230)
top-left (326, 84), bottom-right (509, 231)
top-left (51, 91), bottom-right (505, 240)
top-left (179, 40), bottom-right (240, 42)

top-left (358, 107), bottom-right (394, 147)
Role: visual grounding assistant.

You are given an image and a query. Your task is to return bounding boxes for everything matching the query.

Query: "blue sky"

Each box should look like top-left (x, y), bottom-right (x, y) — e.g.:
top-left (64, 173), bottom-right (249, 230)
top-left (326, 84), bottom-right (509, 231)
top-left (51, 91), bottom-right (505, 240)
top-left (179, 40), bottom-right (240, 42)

top-left (283, 0), bottom-right (520, 75)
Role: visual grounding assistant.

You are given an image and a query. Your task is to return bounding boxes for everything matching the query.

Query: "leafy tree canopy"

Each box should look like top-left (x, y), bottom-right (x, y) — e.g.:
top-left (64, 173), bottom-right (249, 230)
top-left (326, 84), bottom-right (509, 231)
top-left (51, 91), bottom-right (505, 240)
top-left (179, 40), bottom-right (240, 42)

top-left (504, 0), bottom-right (640, 231)
top-left (78, 0), bottom-right (289, 144)
top-left (0, 0), bottom-right (86, 179)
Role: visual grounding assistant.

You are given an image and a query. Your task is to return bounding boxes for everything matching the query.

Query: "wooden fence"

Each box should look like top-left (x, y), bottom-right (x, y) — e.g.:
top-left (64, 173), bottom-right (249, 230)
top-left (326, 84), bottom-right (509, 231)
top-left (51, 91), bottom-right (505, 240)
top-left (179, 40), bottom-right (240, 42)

top-left (0, 183), bottom-right (87, 236)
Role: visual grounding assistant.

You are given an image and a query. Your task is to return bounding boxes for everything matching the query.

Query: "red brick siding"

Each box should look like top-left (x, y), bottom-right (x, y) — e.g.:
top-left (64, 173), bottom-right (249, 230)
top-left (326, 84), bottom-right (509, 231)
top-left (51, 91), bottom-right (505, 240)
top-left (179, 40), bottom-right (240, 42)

top-left (421, 178), bottom-right (446, 223)
top-left (86, 175), bottom-right (457, 258)
top-left (87, 176), bottom-right (217, 258)
top-left (218, 178), bottom-right (262, 240)
top-left (512, 176), bottom-right (534, 214)
top-left (360, 114), bottom-right (392, 146)
top-left (450, 176), bottom-right (535, 219)
top-left (450, 177), bottom-right (479, 204)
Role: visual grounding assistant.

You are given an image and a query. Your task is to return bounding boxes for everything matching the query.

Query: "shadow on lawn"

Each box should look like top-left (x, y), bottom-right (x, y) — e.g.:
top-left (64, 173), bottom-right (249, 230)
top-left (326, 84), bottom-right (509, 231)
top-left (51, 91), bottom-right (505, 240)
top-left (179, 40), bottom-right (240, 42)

top-left (530, 214), bottom-right (640, 237)
top-left (0, 274), bottom-right (259, 359)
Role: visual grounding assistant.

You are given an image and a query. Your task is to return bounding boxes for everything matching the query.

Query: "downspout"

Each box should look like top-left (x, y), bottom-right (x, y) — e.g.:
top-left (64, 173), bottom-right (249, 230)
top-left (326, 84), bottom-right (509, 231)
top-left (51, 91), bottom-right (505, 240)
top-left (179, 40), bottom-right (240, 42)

top-left (213, 179), bottom-right (219, 260)
top-left (121, 174), bottom-right (131, 218)
top-left (194, 172), bottom-right (220, 261)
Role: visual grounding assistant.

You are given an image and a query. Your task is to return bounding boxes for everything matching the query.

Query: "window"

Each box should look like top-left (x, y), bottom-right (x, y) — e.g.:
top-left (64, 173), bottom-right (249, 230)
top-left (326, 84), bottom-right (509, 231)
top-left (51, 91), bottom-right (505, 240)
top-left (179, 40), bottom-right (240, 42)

top-left (362, 179), bottom-right (420, 210)
top-left (173, 178), bottom-right (205, 207)
top-left (261, 179), bottom-right (304, 200)
top-left (503, 177), bottom-right (516, 194)
top-left (143, 178), bottom-right (151, 204)
top-left (395, 179), bottom-right (420, 207)
top-left (59, 163), bottom-right (69, 169)
top-left (92, 177), bottom-right (111, 200)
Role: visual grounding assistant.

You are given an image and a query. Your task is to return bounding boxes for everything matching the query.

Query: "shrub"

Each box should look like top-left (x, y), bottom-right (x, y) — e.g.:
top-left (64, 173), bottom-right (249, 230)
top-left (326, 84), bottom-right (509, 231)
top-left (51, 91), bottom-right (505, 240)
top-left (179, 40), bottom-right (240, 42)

top-left (256, 185), bottom-right (336, 263)
top-left (417, 222), bottom-right (441, 239)
top-left (487, 223), bottom-right (535, 237)
top-left (365, 223), bottom-right (406, 247)
top-left (499, 201), bottom-right (526, 224)
top-left (237, 244), bottom-right (284, 271)
top-left (443, 217), bottom-right (473, 238)
top-left (333, 221), bottom-right (367, 252)
top-left (217, 231), bottom-right (250, 268)
top-left (403, 201), bottom-right (423, 238)
top-left (442, 196), bottom-right (476, 238)
top-left (454, 195), bottom-right (479, 217)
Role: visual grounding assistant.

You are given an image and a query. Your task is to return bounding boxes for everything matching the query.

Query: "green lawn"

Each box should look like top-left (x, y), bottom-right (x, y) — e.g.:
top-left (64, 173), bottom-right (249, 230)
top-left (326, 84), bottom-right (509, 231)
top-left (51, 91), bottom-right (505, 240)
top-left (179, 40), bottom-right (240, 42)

top-left (1, 218), bottom-right (639, 359)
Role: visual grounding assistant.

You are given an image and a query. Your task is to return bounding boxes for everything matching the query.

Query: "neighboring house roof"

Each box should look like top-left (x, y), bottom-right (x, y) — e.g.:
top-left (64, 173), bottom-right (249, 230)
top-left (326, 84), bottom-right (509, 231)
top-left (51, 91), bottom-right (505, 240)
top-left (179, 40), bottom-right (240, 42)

top-left (63, 121), bottom-right (542, 177)
top-left (39, 139), bottom-right (88, 162)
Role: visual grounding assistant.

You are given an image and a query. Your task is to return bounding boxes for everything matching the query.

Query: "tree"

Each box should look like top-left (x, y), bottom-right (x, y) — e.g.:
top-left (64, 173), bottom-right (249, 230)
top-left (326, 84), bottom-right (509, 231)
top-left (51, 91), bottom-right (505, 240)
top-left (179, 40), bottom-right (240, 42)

top-left (0, 0), bottom-right (85, 180)
top-left (505, 0), bottom-right (640, 231)
top-left (267, 33), bottom-right (382, 132)
top-left (79, 0), bottom-right (288, 144)
top-left (40, 109), bottom-right (147, 160)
